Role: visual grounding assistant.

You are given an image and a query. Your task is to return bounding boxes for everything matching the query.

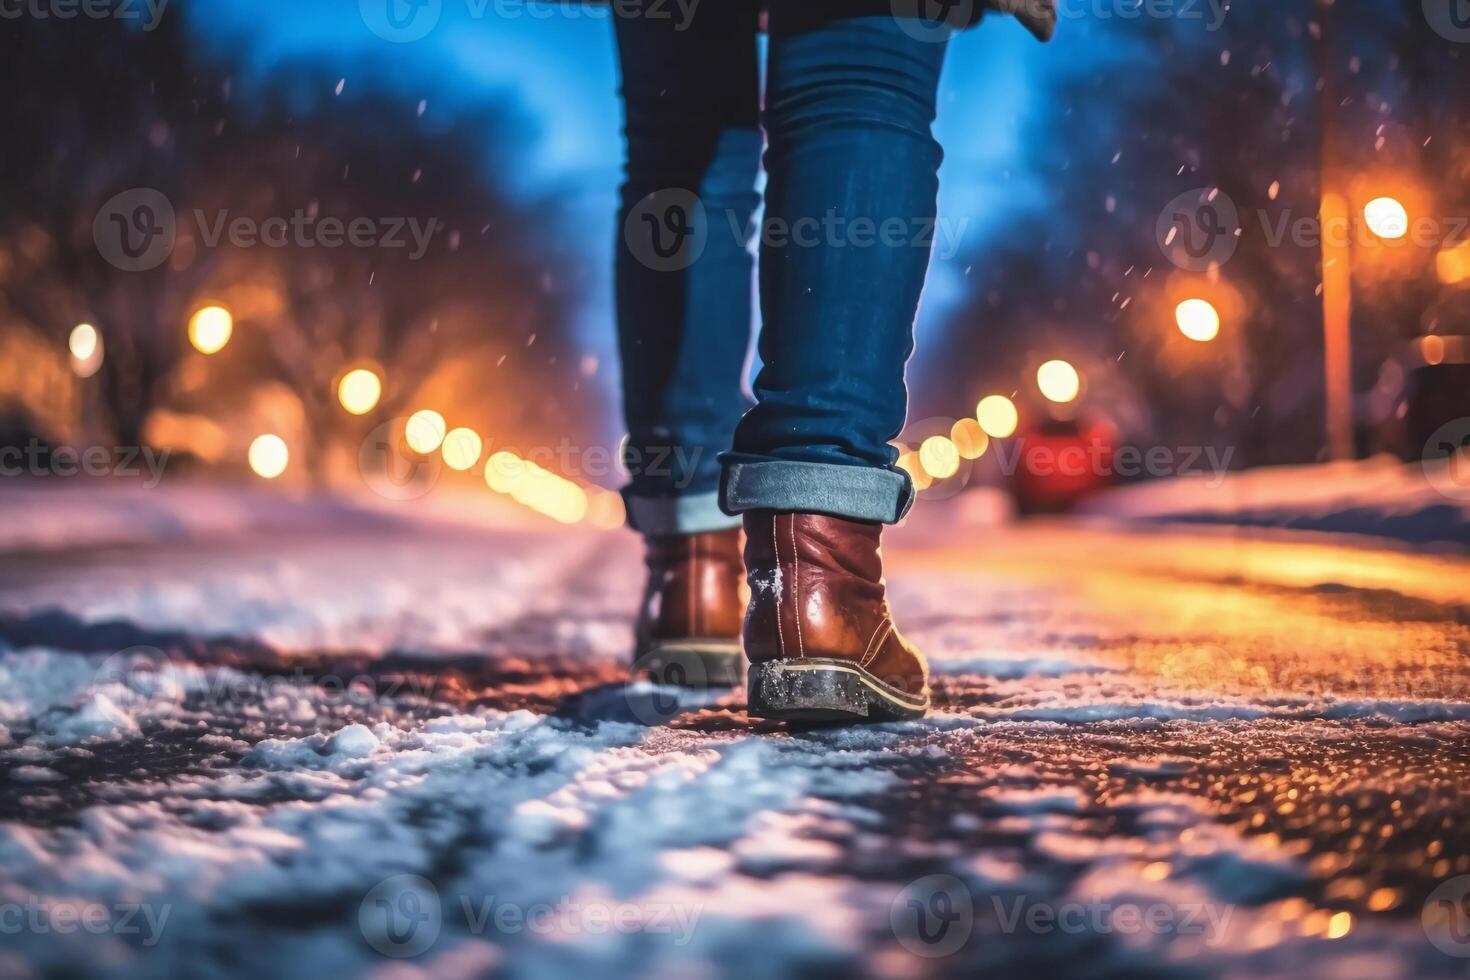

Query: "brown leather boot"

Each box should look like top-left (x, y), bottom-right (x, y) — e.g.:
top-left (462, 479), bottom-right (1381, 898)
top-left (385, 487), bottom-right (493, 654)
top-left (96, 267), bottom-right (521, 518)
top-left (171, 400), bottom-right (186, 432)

top-left (632, 528), bottom-right (746, 687)
top-left (742, 512), bottom-right (930, 722)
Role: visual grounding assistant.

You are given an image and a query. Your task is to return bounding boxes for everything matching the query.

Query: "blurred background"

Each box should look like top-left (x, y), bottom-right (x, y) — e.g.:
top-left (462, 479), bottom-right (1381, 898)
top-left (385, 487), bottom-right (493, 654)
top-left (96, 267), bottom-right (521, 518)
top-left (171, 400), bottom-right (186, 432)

top-left (2, 0), bottom-right (1468, 519)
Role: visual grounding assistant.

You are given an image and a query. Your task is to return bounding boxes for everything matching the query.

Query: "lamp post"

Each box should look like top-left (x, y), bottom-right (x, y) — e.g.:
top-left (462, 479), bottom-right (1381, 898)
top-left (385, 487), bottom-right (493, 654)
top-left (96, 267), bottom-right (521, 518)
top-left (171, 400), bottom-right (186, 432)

top-left (1315, 0), bottom-right (1356, 461)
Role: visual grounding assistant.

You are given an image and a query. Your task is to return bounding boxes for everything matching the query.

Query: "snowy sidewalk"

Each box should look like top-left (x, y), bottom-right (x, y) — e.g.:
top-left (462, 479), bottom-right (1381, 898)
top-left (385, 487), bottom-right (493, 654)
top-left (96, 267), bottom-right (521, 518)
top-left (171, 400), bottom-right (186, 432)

top-left (1081, 455), bottom-right (1470, 547)
top-left (2, 484), bottom-right (1469, 979)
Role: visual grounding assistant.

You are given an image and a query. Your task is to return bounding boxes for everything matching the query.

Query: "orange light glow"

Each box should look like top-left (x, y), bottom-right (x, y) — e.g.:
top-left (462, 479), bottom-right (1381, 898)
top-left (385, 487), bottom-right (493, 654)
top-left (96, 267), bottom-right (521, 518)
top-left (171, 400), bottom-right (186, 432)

top-left (950, 417), bottom-right (989, 460)
top-left (1438, 241), bottom-right (1470, 286)
top-left (896, 451), bottom-right (933, 492)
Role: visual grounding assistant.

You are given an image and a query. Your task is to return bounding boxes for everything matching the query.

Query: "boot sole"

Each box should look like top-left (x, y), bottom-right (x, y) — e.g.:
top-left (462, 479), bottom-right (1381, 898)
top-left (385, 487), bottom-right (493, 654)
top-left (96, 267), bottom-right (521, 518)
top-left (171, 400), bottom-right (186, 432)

top-left (747, 659), bottom-right (930, 723)
top-left (631, 641), bottom-right (744, 688)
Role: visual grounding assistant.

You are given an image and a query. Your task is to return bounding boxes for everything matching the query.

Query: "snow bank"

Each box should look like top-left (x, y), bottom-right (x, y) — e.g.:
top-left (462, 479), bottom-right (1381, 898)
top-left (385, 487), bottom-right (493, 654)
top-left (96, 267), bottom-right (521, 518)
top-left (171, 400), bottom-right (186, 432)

top-left (1081, 456), bottom-right (1470, 547)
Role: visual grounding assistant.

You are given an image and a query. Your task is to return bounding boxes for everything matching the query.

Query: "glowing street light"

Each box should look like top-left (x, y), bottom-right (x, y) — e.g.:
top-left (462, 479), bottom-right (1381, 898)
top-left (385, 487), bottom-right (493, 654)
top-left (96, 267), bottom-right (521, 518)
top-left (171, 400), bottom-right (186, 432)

top-left (69, 322), bottom-right (98, 361)
top-left (404, 409), bottom-right (447, 454)
top-left (1362, 196), bottom-right (1408, 240)
top-left (188, 306), bottom-right (233, 354)
top-left (248, 434), bottom-right (289, 479)
top-left (68, 322), bottom-right (106, 379)
top-left (1175, 298), bottom-right (1221, 342)
top-left (949, 417), bottom-right (989, 460)
top-left (976, 395), bottom-right (1019, 438)
top-left (483, 450), bottom-right (590, 523)
top-left (441, 426), bottom-right (483, 471)
top-left (337, 368), bottom-right (383, 415)
top-left (1437, 241), bottom-right (1470, 286)
top-left (918, 435), bottom-right (961, 480)
top-left (1036, 359), bottom-right (1081, 404)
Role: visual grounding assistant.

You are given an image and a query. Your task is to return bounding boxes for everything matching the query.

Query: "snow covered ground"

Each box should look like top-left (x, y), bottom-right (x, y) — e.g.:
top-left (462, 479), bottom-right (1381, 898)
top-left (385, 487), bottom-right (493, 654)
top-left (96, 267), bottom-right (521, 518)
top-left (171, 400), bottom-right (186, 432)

top-left (2, 482), bottom-right (1470, 979)
top-left (1082, 455), bottom-right (1470, 547)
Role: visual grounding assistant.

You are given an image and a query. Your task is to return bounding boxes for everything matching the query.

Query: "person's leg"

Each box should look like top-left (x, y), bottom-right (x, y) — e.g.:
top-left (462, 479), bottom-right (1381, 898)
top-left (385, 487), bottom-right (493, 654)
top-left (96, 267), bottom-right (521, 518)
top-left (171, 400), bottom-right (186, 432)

top-left (727, 7), bottom-right (950, 721)
top-left (614, 0), bottom-right (761, 535)
top-left (720, 5), bottom-right (947, 525)
top-left (613, 0), bottom-right (760, 685)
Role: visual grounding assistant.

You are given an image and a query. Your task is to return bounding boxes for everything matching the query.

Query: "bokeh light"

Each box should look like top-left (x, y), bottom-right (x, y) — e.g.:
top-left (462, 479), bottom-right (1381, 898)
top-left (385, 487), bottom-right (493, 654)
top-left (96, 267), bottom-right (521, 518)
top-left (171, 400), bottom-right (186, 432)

top-left (484, 450), bottom-right (522, 493)
top-left (337, 368), bottom-right (383, 415)
top-left (69, 322), bottom-right (98, 362)
top-left (69, 323), bottom-right (106, 379)
top-left (69, 323), bottom-right (104, 379)
top-left (1037, 359), bottom-right (1081, 403)
top-left (248, 434), bottom-right (289, 479)
top-left (1437, 241), bottom-right (1470, 286)
top-left (976, 395), bottom-right (1019, 438)
top-left (950, 417), bottom-right (989, 460)
top-left (1175, 298), bottom-right (1221, 342)
top-left (1363, 197), bottom-right (1408, 240)
top-left (188, 306), bottom-right (233, 355)
top-left (919, 435), bottom-right (961, 480)
top-left (441, 427), bottom-right (482, 471)
top-left (483, 451), bottom-right (590, 523)
top-left (896, 451), bottom-right (933, 492)
top-left (404, 409), bottom-right (447, 454)
top-left (585, 490), bottom-right (626, 529)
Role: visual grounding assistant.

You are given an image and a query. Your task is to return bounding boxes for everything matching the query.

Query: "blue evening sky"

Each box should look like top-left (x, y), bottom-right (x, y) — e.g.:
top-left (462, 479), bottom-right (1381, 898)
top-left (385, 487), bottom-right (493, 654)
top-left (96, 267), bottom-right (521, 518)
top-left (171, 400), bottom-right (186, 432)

top-left (184, 0), bottom-right (1075, 430)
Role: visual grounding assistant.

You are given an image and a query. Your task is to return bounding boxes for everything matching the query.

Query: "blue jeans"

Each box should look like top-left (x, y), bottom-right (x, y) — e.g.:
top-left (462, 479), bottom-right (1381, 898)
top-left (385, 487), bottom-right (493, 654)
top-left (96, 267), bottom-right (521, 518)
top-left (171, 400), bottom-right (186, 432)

top-left (614, 1), bottom-right (948, 533)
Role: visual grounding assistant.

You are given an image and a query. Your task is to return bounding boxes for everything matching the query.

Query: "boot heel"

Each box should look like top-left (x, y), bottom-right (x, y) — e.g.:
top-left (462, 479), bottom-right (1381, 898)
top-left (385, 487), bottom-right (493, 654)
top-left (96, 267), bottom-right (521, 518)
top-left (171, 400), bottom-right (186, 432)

top-left (633, 641), bottom-right (744, 688)
top-left (747, 660), bottom-right (870, 721)
top-left (747, 659), bottom-right (929, 723)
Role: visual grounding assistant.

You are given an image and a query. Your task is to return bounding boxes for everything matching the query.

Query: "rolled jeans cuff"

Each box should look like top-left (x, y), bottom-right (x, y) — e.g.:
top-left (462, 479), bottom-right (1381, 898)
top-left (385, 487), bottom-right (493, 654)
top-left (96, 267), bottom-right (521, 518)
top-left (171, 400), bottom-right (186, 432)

top-left (622, 489), bottom-right (744, 536)
top-left (718, 458), bottom-right (915, 525)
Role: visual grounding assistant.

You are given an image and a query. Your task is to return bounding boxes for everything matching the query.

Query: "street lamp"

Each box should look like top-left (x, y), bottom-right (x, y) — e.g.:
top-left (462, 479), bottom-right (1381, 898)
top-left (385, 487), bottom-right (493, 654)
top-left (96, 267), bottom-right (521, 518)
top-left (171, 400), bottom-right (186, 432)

top-left (918, 435), bottom-right (960, 480)
top-left (405, 409), bottom-right (447, 453)
top-left (441, 426), bottom-right (483, 471)
top-left (976, 394), bottom-right (1019, 438)
top-left (949, 417), bottom-right (989, 460)
top-left (248, 434), bottom-right (289, 479)
top-left (337, 368), bottom-right (383, 415)
top-left (1438, 241), bottom-right (1470, 286)
top-left (68, 323), bottom-right (104, 378)
top-left (1362, 197), bottom-right (1409, 240)
top-left (188, 306), bottom-right (233, 355)
top-left (1036, 360), bottom-right (1081, 404)
top-left (1175, 298), bottom-right (1221, 342)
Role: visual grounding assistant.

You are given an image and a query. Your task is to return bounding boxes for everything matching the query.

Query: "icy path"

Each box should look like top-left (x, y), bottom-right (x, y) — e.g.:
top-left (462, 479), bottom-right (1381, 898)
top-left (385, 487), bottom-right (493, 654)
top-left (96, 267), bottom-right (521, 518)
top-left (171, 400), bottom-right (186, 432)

top-left (1, 487), bottom-right (1469, 979)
